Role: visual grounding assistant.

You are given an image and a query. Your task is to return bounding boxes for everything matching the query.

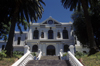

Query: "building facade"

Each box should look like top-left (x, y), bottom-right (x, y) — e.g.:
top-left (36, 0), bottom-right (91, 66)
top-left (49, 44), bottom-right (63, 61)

top-left (0, 17), bottom-right (89, 55)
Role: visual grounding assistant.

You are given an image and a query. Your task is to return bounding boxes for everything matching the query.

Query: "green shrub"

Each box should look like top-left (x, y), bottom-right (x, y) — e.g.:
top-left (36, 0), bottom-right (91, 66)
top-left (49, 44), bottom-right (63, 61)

top-left (63, 53), bottom-right (68, 57)
top-left (75, 51), bottom-right (87, 58)
top-left (0, 50), bottom-right (7, 59)
top-left (13, 51), bottom-right (24, 57)
top-left (31, 52), bottom-right (36, 56)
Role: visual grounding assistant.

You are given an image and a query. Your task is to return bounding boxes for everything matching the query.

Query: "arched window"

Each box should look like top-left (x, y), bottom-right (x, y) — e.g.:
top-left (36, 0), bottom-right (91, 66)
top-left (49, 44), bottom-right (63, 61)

top-left (32, 45), bottom-right (38, 52)
top-left (41, 32), bottom-right (44, 38)
top-left (57, 32), bottom-right (61, 38)
top-left (63, 30), bottom-right (68, 39)
top-left (64, 45), bottom-right (69, 52)
top-left (33, 30), bottom-right (39, 39)
top-left (48, 30), bottom-right (53, 39)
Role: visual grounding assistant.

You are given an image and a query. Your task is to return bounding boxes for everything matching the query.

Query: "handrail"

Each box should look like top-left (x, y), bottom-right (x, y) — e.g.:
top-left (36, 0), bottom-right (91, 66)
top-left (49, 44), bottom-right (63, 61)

top-left (59, 51), bottom-right (63, 60)
top-left (68, 51), bottom-right (83, 66)
top-left (37, 51), bottom-right (42, 60)
top-left (11, 51), bottom-right (34, 66)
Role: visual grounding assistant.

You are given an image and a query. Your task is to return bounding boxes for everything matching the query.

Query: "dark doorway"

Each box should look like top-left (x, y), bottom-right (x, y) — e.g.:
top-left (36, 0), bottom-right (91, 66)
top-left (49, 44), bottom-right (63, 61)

top-left (32, 45), bottom-right (38, 52)
top-left (47, 45), bottom-right (55, 55)
top-left (64, 45), bottom-right (69, 52)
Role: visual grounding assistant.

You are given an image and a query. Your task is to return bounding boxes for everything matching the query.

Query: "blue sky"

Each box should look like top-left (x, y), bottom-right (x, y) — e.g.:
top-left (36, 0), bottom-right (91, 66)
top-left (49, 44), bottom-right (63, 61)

top-left (15, 0), bottom-right (73, 31)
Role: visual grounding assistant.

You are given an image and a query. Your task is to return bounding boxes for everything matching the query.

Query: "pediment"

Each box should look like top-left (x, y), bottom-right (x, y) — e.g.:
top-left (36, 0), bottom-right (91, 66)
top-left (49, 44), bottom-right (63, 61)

top-left (40, 16), bottom-right (61, 25)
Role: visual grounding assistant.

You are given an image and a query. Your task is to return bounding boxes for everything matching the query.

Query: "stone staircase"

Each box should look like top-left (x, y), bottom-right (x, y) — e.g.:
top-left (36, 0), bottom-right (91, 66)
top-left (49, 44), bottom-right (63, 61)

top-left (26, 56), bottom-right (71, 66)
top-left (41, 56), bottom-right (59, 60)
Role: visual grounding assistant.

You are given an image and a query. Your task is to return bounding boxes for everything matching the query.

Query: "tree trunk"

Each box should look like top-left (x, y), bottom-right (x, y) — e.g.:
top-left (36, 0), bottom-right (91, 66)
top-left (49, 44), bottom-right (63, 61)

top-left (5, 1), bottom-right (20, 57)
top-left (5, 19), bottom-right (16, 57)
top-left (81, 0), bottom-right (98, 54)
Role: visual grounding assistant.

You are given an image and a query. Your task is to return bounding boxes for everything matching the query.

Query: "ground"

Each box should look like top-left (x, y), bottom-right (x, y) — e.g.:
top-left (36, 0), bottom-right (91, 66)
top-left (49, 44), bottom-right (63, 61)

top-left (79, 52), bottom-right (100, 66)
top-left (0, 55), bottom-right (22, 66)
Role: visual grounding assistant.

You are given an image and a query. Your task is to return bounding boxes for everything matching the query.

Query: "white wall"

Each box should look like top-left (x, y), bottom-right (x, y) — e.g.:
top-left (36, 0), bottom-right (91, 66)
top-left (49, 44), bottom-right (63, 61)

top-left (29, 24), bottom-right (73, 40)
top-left (13, 33), bottom-right (27, 46)
top-left (13, 46), bottom-right (24, 52)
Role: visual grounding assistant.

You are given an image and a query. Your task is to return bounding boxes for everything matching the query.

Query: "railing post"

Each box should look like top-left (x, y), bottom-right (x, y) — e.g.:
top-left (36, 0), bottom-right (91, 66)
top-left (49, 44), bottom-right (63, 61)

top-left (37, 49), bottom-right (42, 60)
top-left (60, 49), bottom-right (63, 53)
top-left (69, 45), bottom-right (74, 55)
top-left (24, 45), bottom-right (29, 54)
top-left (60, 49), bottom-right (63, 60)
top-left (38, 49), bottom-right (41, 53)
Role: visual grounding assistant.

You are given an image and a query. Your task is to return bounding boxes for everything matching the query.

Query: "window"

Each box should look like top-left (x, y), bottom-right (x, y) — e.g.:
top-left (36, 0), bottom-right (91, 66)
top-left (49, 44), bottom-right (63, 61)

top-left (63, 30), bottom-right (68, 39)
top-left (64, 45), bottom-right (69, 52)
top-left (17, 37), bottom-right (21, 45)
top-left (32, 45), bottom-right (38, 52)
top-left (63, 27), bottom-right (68, 39)
top-left (57, 32), bottom-right (61, 38)
top-left (2, 45), bottom-right (5, 50)
top-left (48, 30), bottom-right (53, 39)
top-left (33, 30), bottom-right (39, 39)
top-left (41, 32), bottom-right (44, 38)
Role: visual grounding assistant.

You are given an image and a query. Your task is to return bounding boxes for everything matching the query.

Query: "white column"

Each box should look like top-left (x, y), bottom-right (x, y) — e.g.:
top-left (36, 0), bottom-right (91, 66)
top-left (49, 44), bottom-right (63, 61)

top-left (60, 31), bottom-right (63, 39)
top-left (56, 44), bottom-right (59, 56)
top-left (58, 44), bottom-right (60, 53)
top-left (54, 32), bottom-right (56, 39)
top-left (69, 45), bottom-right (74, 55)
top-left (30, 29), bottom-right (32, 40)
top-left (43, 44), bottom-right (46, 56)
top-left (58, 44), bottom-right (60, 55)
top-left (38, 44), bottom-right (42, 51)
top-left (46, 31), bottom-right (48, 39)
top-left (39, 29), bottom-right (41, 39)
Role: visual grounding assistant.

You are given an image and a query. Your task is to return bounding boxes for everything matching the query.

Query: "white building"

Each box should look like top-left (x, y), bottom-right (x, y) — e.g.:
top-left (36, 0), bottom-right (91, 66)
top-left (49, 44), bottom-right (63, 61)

top-left (0, 17), bottom-right (89, 55)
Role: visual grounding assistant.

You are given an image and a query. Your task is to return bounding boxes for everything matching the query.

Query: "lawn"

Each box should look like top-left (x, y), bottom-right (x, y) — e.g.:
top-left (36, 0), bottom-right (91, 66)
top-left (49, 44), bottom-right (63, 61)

top-left (0, 55), bottom-right (22, 66)
top-left (78, 52), bottom-right (100, 66)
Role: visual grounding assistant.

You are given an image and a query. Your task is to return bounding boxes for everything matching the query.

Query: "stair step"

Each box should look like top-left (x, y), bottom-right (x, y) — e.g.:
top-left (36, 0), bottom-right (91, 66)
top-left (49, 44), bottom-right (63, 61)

top-left (41, 56), bottom-right (59, 60)
top-left (26, 60), bottom-right (71, 66)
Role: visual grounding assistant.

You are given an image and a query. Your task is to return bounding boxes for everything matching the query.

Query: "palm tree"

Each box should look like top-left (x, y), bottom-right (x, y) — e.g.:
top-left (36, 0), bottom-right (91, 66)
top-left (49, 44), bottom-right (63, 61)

top-left (3, 0), bottom-right (45, 57)
top-left (61, 0), bottom-right (99, 54)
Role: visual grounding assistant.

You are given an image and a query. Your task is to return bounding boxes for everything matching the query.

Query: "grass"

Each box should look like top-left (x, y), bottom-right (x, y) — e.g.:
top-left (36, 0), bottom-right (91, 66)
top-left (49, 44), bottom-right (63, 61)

top-left (78, 52), bottom-right (100, 66)
top-left (0, 55), bottom-right (22, 66)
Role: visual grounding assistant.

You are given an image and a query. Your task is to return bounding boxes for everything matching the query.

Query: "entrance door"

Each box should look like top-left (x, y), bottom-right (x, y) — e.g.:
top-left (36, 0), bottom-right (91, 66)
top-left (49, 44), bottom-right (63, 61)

top-left (47, 45), bottom-right (55, 55)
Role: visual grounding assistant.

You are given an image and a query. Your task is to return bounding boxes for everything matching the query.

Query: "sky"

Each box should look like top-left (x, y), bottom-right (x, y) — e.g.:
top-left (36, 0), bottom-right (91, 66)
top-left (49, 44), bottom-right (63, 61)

top-left (15, 0), bottom-right (73, 31)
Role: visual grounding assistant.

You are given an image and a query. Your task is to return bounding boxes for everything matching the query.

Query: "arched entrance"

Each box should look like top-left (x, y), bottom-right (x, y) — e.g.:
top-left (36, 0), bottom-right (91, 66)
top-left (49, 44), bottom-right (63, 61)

top-left (64, 45), bottom-right (69, 52)
top-left (32, 45), bottom-right (38, 52)
top-left (47, 45), bottom-right (55, 55)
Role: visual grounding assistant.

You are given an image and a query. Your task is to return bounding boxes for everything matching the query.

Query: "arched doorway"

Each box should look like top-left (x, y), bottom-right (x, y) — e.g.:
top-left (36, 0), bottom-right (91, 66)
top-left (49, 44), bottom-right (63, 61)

top-left (64, 45), bottom-right (69, 52)
top-left (32, 45), bottom-right (38, 52)
top-left (47, 45), bottom-right (55, 55)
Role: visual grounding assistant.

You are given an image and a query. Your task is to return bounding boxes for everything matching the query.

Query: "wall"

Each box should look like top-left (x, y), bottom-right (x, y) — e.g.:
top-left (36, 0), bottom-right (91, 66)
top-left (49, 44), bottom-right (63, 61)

top-left (13, 33), bottom-right (27, 46)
